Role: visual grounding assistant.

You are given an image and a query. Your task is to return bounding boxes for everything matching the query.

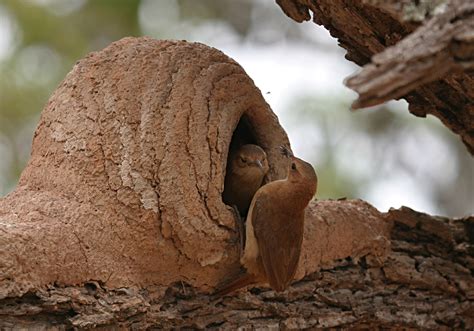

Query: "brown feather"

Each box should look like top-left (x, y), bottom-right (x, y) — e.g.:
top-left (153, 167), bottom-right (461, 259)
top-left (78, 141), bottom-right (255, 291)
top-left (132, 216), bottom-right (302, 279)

top-left (213, 273), bottom-right (256, 297)
top-left (252, 190), bottom-right (305, 291)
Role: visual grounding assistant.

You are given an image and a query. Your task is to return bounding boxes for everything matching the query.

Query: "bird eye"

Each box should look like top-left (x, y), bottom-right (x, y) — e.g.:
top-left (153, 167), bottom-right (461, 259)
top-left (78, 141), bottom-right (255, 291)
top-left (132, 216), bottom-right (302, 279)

top-left (291, 163), bottom-right (296, 170)
top-left (240, 156), bottom-right (247, 163)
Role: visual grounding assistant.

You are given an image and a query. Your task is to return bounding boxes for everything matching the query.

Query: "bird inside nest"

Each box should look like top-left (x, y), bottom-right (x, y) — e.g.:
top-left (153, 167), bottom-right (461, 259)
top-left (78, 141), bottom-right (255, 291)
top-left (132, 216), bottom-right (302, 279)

top-left (223, 144), bottom-right (269, 217)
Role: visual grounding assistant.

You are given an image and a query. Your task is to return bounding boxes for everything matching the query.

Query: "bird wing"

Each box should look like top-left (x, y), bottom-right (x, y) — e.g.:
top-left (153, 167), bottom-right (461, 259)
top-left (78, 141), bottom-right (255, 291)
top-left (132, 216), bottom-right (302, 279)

top-left (252, 192), bottom-right (305, 291)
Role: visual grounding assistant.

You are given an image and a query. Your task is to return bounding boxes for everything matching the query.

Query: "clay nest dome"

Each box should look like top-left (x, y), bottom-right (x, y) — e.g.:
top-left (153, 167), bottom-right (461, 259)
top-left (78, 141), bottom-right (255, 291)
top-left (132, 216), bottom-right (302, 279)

top-left (0, 37), bottom-right (389, 298)
top-left (0, 37), bottom-right (292, 297)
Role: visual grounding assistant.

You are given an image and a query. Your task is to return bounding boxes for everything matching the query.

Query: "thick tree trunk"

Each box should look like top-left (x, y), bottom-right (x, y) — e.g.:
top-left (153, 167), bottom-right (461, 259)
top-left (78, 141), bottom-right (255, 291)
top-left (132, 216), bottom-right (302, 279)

top-left (276, 0), bottom-right (474, 154)
top-left (0, 38), bottom-right (472, 329)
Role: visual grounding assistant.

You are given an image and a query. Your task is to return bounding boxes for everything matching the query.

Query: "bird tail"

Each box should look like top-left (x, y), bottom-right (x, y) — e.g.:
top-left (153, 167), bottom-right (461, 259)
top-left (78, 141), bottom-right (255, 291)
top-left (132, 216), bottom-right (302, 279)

top-left (213, 273), bottom-right (256, 297)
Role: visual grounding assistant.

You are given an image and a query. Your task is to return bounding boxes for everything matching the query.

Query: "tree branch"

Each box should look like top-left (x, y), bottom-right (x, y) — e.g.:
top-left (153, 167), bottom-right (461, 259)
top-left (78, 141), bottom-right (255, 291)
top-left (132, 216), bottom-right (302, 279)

top-left (346, 0), bottom-right (474, 109)
top-left (276, 0), bottom-right (474, 154)
top-left (1, 205), bottom-right (472, 329)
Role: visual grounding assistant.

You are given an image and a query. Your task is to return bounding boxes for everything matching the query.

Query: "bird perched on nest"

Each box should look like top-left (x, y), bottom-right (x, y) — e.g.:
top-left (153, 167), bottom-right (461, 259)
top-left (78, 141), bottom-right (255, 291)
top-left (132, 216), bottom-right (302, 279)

top-left (216, 146), bottom-right (317, 296)
top-left (223, 144), bottom-right (269, 216)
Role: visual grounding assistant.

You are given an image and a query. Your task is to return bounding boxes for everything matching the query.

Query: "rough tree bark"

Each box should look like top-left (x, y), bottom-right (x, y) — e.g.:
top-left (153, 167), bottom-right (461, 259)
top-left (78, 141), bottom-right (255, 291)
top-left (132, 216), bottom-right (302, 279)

top-left (277, 0), bottom-right (474, 154)
top-left (0, 37), bottom-right (472, 328)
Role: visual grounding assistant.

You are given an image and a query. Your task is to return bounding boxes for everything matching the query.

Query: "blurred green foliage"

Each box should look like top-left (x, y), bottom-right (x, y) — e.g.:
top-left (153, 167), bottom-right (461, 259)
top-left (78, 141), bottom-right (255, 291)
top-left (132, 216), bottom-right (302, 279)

top-left (0, 0), bottom-right (472, 217)
top-left (0, 0), bottom-right (142, 191)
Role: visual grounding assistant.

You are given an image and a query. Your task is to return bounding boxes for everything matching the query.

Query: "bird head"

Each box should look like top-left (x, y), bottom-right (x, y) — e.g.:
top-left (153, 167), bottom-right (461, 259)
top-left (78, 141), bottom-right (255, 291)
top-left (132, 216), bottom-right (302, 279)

top-left (280, 146), bottom-right (318, 196)
top-left (234, 144), bottom-right (269, 175)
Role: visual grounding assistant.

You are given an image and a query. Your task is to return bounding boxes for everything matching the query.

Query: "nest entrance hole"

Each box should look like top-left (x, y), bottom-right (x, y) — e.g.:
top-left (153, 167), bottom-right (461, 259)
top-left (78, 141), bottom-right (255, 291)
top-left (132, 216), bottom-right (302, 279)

top-left (229, 113), bottom-right (259, 152)
top-left (222, 113), bottom-right (265, 215)
top-left (226, 113), bottom-right (261, 181)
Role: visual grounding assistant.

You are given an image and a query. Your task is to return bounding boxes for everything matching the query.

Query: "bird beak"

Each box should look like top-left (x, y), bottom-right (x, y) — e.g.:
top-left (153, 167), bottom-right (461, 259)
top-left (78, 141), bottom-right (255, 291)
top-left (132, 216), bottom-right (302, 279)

top-left (254, 160), bottom-right (264, 171)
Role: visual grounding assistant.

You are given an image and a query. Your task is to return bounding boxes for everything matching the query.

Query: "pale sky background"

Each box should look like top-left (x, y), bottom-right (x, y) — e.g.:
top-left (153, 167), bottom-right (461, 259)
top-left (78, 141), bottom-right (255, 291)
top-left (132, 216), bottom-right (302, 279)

top-left (0, 0), bottom-right (472, 216)
top-left (141, 4), bottom-right (463, 215)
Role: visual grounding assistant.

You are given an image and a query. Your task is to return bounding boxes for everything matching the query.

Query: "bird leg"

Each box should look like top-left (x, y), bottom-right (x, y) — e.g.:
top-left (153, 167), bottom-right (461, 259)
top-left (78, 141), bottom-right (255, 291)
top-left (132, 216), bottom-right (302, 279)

top-left (231, 205), bottom-right (246, 257)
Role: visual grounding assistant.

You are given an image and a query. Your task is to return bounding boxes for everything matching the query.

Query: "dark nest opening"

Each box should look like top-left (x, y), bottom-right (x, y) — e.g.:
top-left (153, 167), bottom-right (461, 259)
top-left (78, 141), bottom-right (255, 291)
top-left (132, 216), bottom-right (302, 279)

top-left (222, 113), bottom-right (266, 214)
top-left (228, 113), bottom-right (259, 152)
